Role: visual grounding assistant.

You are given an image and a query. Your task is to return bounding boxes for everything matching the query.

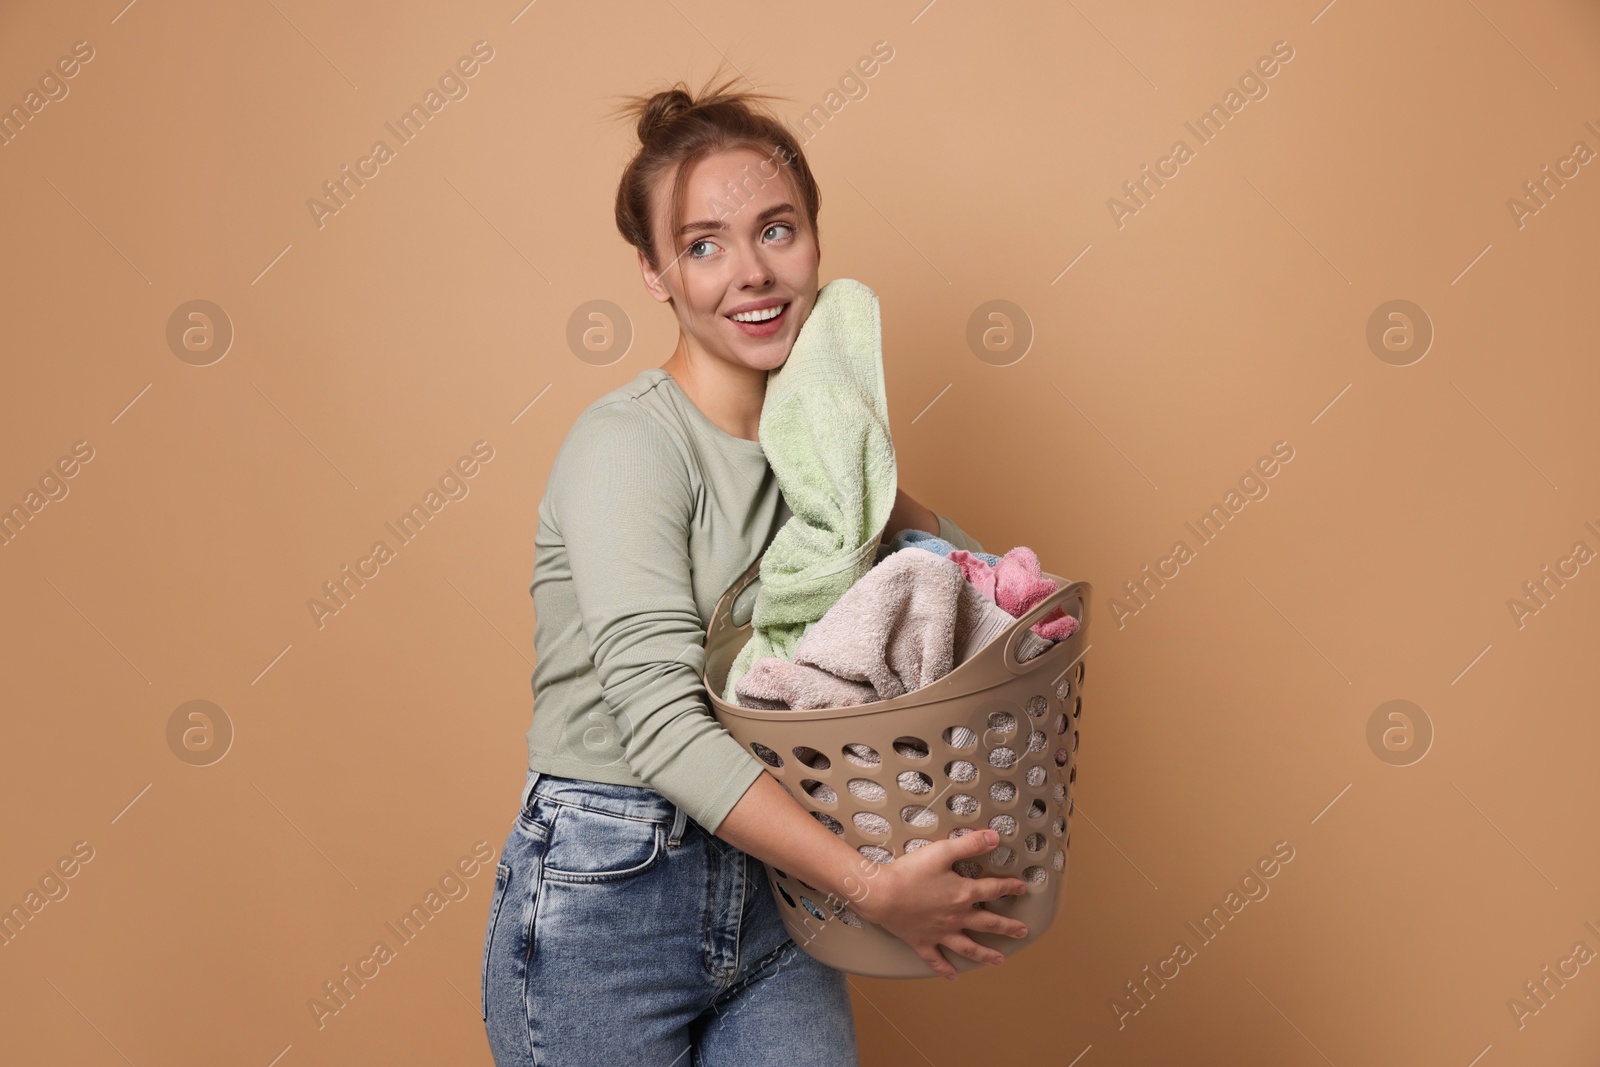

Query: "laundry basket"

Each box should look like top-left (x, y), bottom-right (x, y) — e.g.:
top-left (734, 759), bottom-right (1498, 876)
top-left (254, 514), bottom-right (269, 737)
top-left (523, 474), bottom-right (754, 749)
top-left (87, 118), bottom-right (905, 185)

top-left (703, 551), bottom-right (1091, 979)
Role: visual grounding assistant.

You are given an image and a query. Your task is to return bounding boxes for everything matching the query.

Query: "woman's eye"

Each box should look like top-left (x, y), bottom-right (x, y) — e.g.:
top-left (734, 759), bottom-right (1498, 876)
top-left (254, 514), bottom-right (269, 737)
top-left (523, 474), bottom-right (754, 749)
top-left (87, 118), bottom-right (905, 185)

top-left (688, 239), bottom-right (716, 259)
top-left (765, 223), bottom-right (794, 241)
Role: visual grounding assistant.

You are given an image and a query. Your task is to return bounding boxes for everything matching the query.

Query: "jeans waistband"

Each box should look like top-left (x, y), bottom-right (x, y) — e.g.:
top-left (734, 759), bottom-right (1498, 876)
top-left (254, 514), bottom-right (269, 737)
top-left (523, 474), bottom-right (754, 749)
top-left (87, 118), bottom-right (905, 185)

top-left (522, 770), bottom-right (690, 846)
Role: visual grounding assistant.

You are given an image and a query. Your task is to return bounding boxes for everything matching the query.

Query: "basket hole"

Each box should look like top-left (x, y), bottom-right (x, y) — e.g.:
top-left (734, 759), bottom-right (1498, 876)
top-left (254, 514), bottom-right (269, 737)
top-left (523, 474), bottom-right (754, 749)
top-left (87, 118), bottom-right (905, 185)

top-left (854, 811), bottom-right (891, 836)
top-left (897, 771), bottom-right (933, 794)
top-left (1068, 763), bottom-right (1077, 783)
top-left (987, 711), bottom-right (1017, 735)
top-left (802, 780), bottom-right (837, 805)
top-left (847, 778), bottom-right (885, 803)
top-left (1076, 662), bottom-right (1085, 685)
top-left (1072, 729), bottom-right (1079, 752)
top-left (751, 742), bottom-right (784, 768)
top-left (842, 743), bottom-right (880, 767)
top-left (1055, 748), bottom-right (1070, 768)
top-left (1026, 695), bottom-right (1048, 718)
top-left (798, 878), bottom-right (818, 891)
top-left (1052, 782), bottom-right (1067, 802)
top-left (1052, 817), bottom-right (1066, 837)
top-left (1072, 696), bottom-right (1082, 720)
top-left (771, 867), bottom-right (788, 879)
top-left (858, 845), bottom-right (894, 865)
top-left (1025, 765), bottom-right (1047, 788)
top-left (812, 811), bottom-right (844, 835)
top-left (903, 838), bottom-right (933, 854)
top-left (1026, 800), bottom-right (1046, 820)
top-left (892, 736), bottom-right (930, 760)
top-left (1025, 832), bottom-right (1047, 853)
top-left (1053, 712), bottom-right (1068, 735)
top-left (1021, 865), bottom-right (1047, 886)
top-left (835, 905), bottom-right (864, 928)
top-left (1054, 676), bottom-right (1072, 700)
top-left (988, 746), bottom-right (1018, 769)
top-left (1026, 730), bottom-right (1047, 754)
top-left (777, 883), bottom-right (797, 908)
top-left (989, 781), bottom-right (1017, 803)
top-left (1051, 851), bottom-right (1065, 872)
top-left (946, 793), bottom-right (979, 815)
top-left (793, 746), bottom-right (830, 770)
top-left (799, 896), bottom-right (828, 921)
top-left (953, 859), bottom-right (983, 879)
top-left (988, 814), bottom-right (1017, 837)
top-left (944, 759), bottom-right (978, 783)
top-left (948, 826), bottom-right (976, 840)
top-left (989, 846), bottom-right (1015, 868)
top-left (942, 726), bottom-right (977, 751)
top-left (1068, 796), bottom-right (1074, 816)
top-left (900, 804), bottom-right (938, 827)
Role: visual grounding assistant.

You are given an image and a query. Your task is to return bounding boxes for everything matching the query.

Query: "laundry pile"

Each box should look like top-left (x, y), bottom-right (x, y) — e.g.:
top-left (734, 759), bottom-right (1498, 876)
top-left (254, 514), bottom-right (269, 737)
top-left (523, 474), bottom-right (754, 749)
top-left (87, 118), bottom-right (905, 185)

top-left (720, 277), bottom-right (1076, 711)
top-left (731, 528), bottom-right (1078, 709)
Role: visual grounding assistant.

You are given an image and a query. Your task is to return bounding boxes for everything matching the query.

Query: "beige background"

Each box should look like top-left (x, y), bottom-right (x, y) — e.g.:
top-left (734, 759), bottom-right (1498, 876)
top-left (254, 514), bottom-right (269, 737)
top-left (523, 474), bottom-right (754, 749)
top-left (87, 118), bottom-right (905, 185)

top-left (3, 0), bottom-right (1598, 1063)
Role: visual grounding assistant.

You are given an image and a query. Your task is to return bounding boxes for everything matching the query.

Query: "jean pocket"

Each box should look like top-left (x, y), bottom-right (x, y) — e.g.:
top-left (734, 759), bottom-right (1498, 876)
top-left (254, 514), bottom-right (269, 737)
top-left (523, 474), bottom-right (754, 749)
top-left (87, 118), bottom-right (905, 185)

top-left (480, 861), bottom-right (512, 1022)
top-left (540, 803), bottom-right (665, 884)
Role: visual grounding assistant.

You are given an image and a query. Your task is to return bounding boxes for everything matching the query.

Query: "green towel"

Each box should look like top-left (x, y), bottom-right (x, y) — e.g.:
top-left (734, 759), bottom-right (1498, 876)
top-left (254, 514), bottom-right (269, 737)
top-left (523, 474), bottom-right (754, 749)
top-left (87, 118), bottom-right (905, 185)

top-left (722, 278), bottom-right (897, 701)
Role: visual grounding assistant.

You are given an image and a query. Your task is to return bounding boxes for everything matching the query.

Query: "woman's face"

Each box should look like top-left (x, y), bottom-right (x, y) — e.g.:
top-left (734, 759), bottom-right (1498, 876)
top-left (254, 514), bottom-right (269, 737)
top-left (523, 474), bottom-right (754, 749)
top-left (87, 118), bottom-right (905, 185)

top-left (640, 146), bottom-right (820, 375)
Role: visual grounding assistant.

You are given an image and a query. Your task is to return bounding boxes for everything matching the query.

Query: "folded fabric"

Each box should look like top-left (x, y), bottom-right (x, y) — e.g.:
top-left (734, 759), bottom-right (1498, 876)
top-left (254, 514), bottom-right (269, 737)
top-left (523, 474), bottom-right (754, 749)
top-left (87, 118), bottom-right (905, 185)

top-left (948, 546), bottom-right (1079, 642)
top-left (733, 549), bottom-right (1051, 710)
top-left (722, 278), bottom-right (898, 702)
top-left (878, 527), bottom-right (1002, 567)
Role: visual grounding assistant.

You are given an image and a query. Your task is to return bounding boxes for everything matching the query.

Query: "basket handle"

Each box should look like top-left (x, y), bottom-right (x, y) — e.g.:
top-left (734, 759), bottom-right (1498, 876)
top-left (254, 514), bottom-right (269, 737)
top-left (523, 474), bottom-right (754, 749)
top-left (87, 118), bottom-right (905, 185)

top-left (997, 578), bottom-right (1091, 676)
top-left (711, 552), bottom-right (766, 634)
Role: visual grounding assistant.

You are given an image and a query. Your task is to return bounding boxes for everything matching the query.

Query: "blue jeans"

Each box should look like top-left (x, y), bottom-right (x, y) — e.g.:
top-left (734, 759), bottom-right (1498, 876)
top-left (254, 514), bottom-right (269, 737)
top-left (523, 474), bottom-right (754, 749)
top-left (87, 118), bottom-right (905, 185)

top-left (481, 770), bottom-right (861, 1066)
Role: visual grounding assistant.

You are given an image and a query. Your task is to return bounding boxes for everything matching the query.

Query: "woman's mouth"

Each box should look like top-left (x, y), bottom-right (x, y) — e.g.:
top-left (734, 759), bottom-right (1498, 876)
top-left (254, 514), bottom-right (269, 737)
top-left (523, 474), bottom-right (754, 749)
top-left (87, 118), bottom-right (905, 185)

top-left (726, 302), bottom-right (789, 337)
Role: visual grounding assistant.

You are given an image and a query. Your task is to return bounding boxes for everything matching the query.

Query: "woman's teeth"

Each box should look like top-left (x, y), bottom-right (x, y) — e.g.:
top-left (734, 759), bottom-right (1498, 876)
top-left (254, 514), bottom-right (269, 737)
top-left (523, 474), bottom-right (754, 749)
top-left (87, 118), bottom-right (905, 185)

top-left (730, 303), bottom-right (787, 323)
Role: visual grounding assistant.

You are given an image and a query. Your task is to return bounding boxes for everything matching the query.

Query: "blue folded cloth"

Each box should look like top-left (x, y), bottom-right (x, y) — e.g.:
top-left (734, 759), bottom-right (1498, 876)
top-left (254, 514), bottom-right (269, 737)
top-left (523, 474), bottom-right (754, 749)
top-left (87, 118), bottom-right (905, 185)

top-left (876, 527), bottom-right (1002, 567)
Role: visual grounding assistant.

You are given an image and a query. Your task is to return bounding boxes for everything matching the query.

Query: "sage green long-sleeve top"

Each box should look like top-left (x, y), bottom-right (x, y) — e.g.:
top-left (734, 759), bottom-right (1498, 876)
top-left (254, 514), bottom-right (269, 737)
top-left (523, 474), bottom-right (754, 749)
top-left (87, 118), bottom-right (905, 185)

top-left (525, 367), bottom-right (986, 834)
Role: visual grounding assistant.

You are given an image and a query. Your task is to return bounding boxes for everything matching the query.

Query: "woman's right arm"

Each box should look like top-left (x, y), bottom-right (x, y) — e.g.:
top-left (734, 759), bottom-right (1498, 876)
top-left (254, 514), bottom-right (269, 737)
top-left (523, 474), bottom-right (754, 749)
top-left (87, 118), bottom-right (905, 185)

top-left (715, 772), bottom-right (1032, 979)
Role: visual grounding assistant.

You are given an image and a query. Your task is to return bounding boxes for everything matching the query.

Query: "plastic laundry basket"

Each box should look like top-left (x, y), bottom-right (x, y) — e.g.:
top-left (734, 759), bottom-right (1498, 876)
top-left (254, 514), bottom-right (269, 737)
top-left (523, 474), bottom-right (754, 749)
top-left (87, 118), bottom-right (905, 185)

top-left (703, 551), bottom-right (1092, 979)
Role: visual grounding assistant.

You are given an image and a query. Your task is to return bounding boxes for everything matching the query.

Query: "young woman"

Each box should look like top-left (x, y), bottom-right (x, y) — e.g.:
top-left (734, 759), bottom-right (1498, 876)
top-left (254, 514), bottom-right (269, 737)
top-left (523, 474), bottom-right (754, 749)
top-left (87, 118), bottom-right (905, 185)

top-left (481, 74), bottom-right (1031, 1066)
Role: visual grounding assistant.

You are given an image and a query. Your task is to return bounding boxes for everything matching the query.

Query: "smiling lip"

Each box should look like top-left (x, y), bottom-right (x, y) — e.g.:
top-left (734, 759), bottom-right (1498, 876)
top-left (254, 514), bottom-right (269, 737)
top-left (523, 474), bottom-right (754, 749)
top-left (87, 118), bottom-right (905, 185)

top-left (726, 301), bottom-right (789, 338)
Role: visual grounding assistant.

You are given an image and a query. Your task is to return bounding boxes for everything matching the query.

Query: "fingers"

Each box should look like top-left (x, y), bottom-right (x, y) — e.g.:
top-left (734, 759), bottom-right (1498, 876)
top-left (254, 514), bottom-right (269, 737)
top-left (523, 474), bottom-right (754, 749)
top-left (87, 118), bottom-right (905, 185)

top-left (944, 932), bottom-right (1006, 968)
top-left (917, 945), bottom-right (958, 981)
top-left (967, 908), bottom-right (1029, 940)
top-left (974, 874), bottom-right (1031, 901)
top-left (960, 829), bottom-right (1002, 855)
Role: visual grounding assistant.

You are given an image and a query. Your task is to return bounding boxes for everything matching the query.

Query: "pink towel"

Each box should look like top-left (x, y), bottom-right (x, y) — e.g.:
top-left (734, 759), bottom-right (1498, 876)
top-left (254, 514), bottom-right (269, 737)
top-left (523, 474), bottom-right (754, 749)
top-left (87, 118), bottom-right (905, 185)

top-left (948, 546), bottom-right (1078, 642)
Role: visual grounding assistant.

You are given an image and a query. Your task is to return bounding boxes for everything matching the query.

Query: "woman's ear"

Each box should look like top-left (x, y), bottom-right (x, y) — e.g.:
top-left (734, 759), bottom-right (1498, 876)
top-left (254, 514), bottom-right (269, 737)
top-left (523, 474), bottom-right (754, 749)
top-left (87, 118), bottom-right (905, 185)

top-left (638, 247), bottom-right (673, 304)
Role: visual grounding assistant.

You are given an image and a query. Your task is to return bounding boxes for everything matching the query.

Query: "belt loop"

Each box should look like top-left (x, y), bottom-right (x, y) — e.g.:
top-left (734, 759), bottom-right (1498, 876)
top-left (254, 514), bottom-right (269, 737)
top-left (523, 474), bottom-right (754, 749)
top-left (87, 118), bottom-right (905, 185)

top-left (520, 769), bottom-right (542, 813)
top-left (668, 804), bottom-right (688, 847)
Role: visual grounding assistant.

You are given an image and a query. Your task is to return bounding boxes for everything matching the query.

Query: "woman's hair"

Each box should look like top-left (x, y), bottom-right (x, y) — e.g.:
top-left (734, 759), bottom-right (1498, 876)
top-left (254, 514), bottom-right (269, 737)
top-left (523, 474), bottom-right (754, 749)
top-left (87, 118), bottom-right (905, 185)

top-left (609, 70), bottom-right (821, 274)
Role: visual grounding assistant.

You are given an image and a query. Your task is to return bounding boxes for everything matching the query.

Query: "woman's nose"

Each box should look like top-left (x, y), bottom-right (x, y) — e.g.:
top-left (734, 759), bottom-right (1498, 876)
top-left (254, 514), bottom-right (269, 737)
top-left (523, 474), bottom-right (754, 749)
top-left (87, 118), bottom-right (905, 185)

top-left (737, 244), bottom-right (774, 287)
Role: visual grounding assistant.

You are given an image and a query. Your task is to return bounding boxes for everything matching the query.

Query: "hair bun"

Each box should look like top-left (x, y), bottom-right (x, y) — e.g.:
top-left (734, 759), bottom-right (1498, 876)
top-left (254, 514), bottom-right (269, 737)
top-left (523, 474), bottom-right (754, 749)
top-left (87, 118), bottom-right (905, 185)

top-left (638, 88), bottom-right (694, 142)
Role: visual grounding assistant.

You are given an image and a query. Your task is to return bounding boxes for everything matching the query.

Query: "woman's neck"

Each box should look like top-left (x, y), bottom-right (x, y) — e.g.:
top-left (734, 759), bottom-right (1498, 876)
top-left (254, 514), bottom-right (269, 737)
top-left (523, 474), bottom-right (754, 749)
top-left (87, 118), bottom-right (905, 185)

top-left (660, 340), bottom-right (767, 443)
